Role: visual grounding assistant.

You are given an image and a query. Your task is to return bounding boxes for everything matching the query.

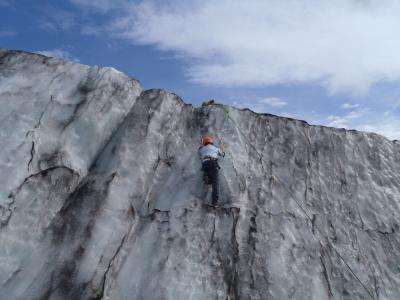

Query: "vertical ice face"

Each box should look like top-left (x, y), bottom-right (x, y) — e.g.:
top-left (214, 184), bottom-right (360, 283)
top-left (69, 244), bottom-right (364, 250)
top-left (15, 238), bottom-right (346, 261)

top-left (0, 49), bottom-right (399, 300)
top-left (0, 49), bottom-right (142, 299)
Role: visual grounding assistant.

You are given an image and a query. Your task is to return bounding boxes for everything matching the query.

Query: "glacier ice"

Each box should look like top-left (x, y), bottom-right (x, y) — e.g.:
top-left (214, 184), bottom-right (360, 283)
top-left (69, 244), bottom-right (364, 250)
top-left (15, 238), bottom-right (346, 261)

top-left (0, 49), bottom-right (399, 299)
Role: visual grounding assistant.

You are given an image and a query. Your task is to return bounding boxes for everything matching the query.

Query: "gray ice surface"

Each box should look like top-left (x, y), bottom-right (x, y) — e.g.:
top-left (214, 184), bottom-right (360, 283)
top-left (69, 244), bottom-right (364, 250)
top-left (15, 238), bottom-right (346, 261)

top-left (0, 49), bottom-right (399, 300)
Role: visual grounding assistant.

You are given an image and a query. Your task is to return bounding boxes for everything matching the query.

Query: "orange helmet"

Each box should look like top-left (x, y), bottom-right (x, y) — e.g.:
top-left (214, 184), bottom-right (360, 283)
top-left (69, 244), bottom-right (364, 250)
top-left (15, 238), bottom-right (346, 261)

top-left (201, 136), bottom-right (214, 145)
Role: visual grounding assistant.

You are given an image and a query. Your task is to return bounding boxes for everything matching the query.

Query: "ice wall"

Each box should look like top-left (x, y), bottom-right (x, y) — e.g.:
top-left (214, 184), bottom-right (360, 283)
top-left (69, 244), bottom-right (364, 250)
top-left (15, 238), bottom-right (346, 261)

top-left (0, 49), bottom-right (399, 300)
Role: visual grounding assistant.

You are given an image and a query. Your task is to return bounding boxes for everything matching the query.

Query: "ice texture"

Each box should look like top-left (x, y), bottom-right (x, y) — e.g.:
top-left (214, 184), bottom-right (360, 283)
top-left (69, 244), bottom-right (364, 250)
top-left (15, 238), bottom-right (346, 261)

top-left (0, 49), bottom-right (399, 300)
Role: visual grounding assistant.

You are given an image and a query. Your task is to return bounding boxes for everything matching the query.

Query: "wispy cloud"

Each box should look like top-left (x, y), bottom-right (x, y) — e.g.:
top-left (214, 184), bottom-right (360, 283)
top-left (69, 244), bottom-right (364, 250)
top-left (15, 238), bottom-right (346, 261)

top-left (341, 103), bottom-right (360, 109)
top-left (327, 108), bottom-right (369, 128)
top-left (103, 0), bottom-right (400, 94)
top-left (357, 117), bottom-right (400, 140)
top-left (36, 49), bottom-right (79, 62)
top-left (38, 8), bottom-right (78, 32)
top-left (259, 97), bottom-right (287, 108)
top-left (232, 96), bottom-right (288, 113)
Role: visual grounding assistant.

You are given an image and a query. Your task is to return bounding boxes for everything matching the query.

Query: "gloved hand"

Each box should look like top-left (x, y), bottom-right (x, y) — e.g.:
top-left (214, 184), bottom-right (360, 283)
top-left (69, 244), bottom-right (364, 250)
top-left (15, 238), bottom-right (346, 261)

top-left (220, 142), bottom-right (226, 152)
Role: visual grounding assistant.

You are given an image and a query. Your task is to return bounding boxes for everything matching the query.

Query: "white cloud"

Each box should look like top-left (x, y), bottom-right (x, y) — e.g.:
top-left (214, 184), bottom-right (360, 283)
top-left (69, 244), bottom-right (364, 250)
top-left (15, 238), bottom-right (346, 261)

top-left (232, 97), bottom-right (287, 113)
top-left (341, 103), bottom-right (360, 109)
top-left (107, 0), bottom-right (400, 94)
top-left (356, 117), bottom-right (400, 140)
top-left (36, 49), bottom-right (79, 62)
top-left (259, 97), bottom-right (287, 107)
top-left (327, 109), bottom-right (368, 128)
top-left (320, 108), bottom-right (400, 139)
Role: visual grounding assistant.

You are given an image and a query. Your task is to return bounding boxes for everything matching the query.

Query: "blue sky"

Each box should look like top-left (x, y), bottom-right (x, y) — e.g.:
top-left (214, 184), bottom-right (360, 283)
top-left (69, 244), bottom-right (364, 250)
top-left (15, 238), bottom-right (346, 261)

top-left (1, 0), bottom-right (400, 140)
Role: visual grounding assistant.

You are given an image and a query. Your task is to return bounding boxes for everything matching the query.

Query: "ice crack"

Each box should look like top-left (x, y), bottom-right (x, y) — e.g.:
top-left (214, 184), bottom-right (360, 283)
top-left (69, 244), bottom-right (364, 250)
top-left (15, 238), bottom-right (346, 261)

top-left (27, 141), bottom-right (35, 171)
top-left (95, 234), bottom-right (128, 300)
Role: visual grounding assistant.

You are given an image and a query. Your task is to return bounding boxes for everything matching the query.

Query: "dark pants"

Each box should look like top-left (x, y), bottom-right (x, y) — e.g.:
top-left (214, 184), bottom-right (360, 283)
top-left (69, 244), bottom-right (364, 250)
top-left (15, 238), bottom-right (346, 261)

top-left (202, 160), bottom-right (219, 205)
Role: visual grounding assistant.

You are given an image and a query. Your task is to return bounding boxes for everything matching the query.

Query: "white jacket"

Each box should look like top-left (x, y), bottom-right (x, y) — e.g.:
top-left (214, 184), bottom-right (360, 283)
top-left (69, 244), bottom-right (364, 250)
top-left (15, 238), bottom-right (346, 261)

top-left (198, 144), bottom-right (225, 161)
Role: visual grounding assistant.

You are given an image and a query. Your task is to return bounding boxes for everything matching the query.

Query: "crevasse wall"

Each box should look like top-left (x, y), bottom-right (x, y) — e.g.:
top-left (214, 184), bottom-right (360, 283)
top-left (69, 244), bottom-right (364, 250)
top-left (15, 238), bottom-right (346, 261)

top-left (0, 49), bottom-right (399, 300)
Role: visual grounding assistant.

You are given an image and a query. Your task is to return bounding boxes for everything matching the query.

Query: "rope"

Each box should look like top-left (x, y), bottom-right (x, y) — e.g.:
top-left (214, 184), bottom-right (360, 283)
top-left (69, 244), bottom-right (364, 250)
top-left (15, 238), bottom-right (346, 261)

top-left (221, 108), bottom-right (376, 300)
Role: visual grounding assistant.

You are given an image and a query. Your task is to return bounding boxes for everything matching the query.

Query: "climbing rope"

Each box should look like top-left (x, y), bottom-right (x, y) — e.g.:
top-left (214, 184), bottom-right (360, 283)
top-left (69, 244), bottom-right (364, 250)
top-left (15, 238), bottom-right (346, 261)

top-left (220, 107), bottom-right (376, 300)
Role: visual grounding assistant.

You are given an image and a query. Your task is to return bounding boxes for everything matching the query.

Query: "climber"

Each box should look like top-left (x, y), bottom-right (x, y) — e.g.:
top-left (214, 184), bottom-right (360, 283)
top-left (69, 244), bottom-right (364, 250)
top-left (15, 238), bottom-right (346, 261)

top-left (198, 136), bottom-right (225, 206)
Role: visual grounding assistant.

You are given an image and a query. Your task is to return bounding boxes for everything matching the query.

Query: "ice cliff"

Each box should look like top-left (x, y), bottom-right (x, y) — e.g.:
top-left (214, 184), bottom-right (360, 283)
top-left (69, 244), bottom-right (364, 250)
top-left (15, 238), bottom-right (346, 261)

top-left (0, 49), bottom-right (399, 300)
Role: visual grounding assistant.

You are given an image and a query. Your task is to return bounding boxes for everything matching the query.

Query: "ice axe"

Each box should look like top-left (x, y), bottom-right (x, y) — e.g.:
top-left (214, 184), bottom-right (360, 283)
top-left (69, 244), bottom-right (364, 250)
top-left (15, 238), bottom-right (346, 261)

top-left (219, 136), bottom-right (226, 155)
